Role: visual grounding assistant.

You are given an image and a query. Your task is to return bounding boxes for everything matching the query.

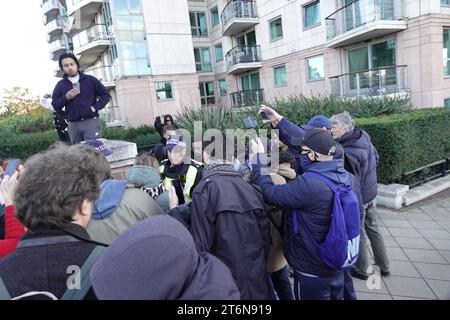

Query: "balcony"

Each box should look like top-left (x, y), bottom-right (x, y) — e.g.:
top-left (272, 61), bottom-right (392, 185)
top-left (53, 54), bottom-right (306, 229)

top-left (46, 17), bottom-right (68, 42)
top-left (100, 106), bottom-right (125, 127)
top-left (67, 0), bottom-right (103, 35)
top-left (329, 65), bottom-right (408, 97)
top-left (84, 65), bottom-right (118, 88)
top-left (73, 25), bottom-right (112, 67)
top-left (225, 45), bottom-right (262, 75)
top-left (42, 0), bottom-right (62, 22)
top-left (230, 89), bottom-right (264, 108)
top-left (221, 0), bottom-right (258, 36)
top-left (325, 0), bottom-right (406, 48)
top-left (49, 35), bottom-right (72, 61)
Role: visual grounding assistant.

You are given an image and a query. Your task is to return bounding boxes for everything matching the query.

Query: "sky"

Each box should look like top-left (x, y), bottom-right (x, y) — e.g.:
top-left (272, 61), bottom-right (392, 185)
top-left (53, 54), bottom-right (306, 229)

top-left (0, 0), bottom-right (59, 99)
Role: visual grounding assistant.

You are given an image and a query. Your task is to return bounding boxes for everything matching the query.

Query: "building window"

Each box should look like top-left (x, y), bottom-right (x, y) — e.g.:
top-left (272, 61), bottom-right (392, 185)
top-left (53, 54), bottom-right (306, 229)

top-left (211, 7), bottom-right (220, 27)
top-left (194, 48), bottom-right (212, 72)
top-left (214, 43), bottom-right (224, 62)
top-left (119, 40), bottom-right (150, 76)
top-left (190, 12), bottom-right (208, 37)
top-left (303, 1), bottom-right (320, 29)
top-left (442, 0), bottom-right (450, 6)
top-left (200, 82), bottom-right (215, 105)
top-left (444, 28), bottom-right (450, 77)
top-left (306, 55), bottom-right (324, 81)
top-left (269, 16), bottom-right (283, 42)
top-left (156, 82), bottom-right (173, 101)
top-left (273, 65), bottom-right (287, 86)
top-left (445, 98), bottom-right (450, 107)
top-left (219, 79), bottom-right (227, 96)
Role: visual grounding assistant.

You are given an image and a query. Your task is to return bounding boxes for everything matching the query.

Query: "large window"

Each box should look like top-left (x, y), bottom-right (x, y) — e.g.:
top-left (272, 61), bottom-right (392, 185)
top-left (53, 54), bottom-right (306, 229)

top-left (444, 28), bottom-right (450, 77)
top-left (211, 7), bottom-right (220, 27)
top-left (119, 41), bottom-right (150, 76)
top-left (190, 12), bottom-right (208, 37)
top-left (156, 82), bottom-right (173, 101)
top-left (269, 16), bottom-right (283, 42)
top-left (114, 0), bottom-right (144, 30)
top-left (273, 65), bottom-right (287, 86)
top-left (218, 79), bottom-right (227, 96)
top-left (214, 43), bottom-right (224, 62)
top-left (199, 82), bottom-right (215, 105)
top-left (307, 55), bottom-right (324, 81)
top-left (194, 48), bottom-right (212, 72)
top-left (303, 1), bottom-right (320, 29)
top-left (445, 98), bottom-right (450, 107)
top-left (442, 0), bottom-right (450, 6)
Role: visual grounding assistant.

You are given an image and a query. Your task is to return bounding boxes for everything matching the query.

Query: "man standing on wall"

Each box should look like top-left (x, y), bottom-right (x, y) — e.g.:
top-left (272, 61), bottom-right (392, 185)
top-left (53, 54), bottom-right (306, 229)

top-left (52, 53), bottom-right (111, 144)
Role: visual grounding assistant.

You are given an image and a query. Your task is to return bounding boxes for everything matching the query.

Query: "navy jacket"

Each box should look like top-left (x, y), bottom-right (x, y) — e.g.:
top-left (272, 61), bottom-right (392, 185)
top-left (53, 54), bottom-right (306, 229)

top-left (52, 73), bottom-right (110, 122)
top-left (189, 167), bottom-right (272, 300)
top-left (252, 158), bottom-right (363, 278)
top-left (339, 128), bottom-right (379, 203)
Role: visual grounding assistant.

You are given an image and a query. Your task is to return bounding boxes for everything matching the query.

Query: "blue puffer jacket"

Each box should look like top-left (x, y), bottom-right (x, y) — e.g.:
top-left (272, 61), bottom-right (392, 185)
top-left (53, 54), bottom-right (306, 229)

top-left (252, 158), bottom-right (362, 278)
top-left (339, 128), bottom-right (379, 203)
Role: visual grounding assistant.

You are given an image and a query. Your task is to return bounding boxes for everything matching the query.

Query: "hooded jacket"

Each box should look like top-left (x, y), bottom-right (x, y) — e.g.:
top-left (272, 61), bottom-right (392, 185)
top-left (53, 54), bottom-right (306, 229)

top-left (90, 215), bottom-right (240, 300)
top-left (339, 128), bottom-right (379, 203)
top-left (52, 72), bottom-right (110, 122)
top-left (189, 163), bottom-right (272, 300)
top-left (253, 158), bottom-right (363, 278)
top-left (86, 180), bottom-right (164, 244)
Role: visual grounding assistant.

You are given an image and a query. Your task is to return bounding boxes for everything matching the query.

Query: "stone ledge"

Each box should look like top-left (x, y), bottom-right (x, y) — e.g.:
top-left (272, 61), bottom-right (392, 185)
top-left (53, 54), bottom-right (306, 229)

top-left (102, 139), bottom-right (138, 170)
top-left (377, 183), bottom-right (410, 209)
top-left (403, 176), bottom-right (450, 207)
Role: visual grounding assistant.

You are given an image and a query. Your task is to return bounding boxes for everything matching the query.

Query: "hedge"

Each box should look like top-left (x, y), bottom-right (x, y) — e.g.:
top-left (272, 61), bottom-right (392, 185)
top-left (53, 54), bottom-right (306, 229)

top-left (357, 108), bottom-right (450, 184)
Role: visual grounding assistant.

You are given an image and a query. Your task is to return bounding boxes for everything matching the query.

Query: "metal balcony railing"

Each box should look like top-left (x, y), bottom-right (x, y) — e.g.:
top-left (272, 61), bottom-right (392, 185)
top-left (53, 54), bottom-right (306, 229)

top-left (42, 0), bottom-right (61, 13)
top-left (329, 65), bottom-right (407, 97)
top-left (230, 89), bottom-right (264, 108)
top-left (100, 105), bottom-right (123, 125)
top-left (84, 65), bottom-right (119, 84)
top-left (221, 0), bottom-right (258, 29)
top-left (225, 45), bottom-right (261, 70)
top-left (325, 0), bottom-right (405, 41)
top-left (46, 17), bottom-right (68, 33)
top-left (49, 35), bottom-right (71, 53)
top-left (72, 24), bottom-right (111, 50)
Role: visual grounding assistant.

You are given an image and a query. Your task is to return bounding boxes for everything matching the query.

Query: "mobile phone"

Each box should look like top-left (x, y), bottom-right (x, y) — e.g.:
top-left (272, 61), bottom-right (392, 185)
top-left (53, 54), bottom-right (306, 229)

top-left (260, 112), bottom-right (268, 120)
top-left (73, 82), bottom-right (80, 92)
top-left (4, 159), bottom-right (20, 177)
top-left (242, 116), bottom-right (259, 130)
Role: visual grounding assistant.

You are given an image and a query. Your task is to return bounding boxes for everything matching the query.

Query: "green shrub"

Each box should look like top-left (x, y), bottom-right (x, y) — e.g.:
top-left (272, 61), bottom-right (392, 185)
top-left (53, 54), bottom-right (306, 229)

top-left (357, 108), bottom-right (450, 184)
top-left (0, 113), bottom-right (54, 134)
top-left (0, 130), bottom-right (58, 160)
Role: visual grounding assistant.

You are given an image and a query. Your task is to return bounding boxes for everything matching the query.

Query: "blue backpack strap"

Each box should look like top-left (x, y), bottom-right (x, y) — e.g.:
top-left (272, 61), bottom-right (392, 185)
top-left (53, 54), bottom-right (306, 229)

top-left (303, 171), bottom-right (339, 193)
top-left (61, 245), bottom-right (106, 300)
top-left (0, 276), bottom-right (12, 300)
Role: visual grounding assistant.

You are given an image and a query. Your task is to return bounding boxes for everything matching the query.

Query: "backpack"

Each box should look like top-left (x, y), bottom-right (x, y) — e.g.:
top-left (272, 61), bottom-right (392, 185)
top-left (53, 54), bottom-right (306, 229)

top-left (0, 242), bottom-right (105, 300)
top-left (293, 172), bottom-right (360, 270)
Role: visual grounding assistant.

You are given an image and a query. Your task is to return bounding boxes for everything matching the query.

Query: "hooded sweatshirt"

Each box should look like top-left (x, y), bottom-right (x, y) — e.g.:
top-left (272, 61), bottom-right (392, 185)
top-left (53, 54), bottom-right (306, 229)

top-left (90, 215), bottom-right (240, 300)
top-left (86, 180), bottom-right (164, 244)
top-left (253, 159), bottom-right (362, 278)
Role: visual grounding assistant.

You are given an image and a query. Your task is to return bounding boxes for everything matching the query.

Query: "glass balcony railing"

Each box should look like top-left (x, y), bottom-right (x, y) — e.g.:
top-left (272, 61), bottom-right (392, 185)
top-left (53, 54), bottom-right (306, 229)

top-left (42, 0), bottom-right (61, 14)
top-left (49, 35), bottom-right (71, 53)
top-left (230, 89), bottom-right (264, 108)
top-left (329, 65), bottom-right (408, 97)
top-left (72, 24), bottom-right (111, 50)
top-left (100, 105), bottom-right (123, 125)
top-left (222, 0), bottom-right (258, 27)
top-left (46, 17), bottom-right (68, 33)
top-left (84, 65), bottom-right (119, 84)
top-left (225, 45), bottom-right (262, 71)
top-left (326, 0), bottom-right (405, 41)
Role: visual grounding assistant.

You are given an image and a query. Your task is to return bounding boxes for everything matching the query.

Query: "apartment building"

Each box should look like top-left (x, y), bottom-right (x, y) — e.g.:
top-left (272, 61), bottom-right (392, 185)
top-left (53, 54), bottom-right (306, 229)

top-left (41, 0), bottom-right (450, 127)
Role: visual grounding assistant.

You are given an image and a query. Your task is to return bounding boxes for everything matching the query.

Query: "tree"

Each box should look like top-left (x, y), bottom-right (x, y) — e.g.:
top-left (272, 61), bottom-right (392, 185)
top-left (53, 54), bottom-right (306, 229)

top-left (0, 87), bottom-right (47, 117)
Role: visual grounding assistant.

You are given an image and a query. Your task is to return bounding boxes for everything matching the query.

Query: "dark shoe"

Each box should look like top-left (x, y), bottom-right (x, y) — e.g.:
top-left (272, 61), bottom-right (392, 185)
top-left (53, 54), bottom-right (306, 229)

top-left (351, 269), bottom-right (368, 280)
top-left (380, 270), bottom-right (390, 277)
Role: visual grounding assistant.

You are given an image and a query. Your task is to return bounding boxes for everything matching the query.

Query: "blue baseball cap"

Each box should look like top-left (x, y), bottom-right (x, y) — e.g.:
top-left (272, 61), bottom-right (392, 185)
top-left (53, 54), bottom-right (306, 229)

top-left (166, 135), bottom-right (187, 151)
top-left (83, 139), bottom-right (113, 157)
top-left (302, 115), bottom-right (332, 130)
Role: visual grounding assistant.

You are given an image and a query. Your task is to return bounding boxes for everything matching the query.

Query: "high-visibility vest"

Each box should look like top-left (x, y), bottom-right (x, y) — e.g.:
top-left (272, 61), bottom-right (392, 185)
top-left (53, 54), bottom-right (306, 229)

top-left (160, 159), bottom-right (202, 202)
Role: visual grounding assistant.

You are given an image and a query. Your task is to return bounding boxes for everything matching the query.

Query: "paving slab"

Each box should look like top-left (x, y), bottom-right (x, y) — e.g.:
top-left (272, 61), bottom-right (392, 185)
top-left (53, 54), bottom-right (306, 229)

top-left (427, 239), bottom-right (450, 251)
top-left (404, 248), bottom-right (448, 264)
top-left (413, 262), bottom-right (450, 281)
top-left (418, 229), bottom-right (450, 240)
top-left (356, 292), bottom-right (392, 300)
top-left (394, 237), bottom-right (434, 250)
top-left (386, 247), bottom-right (409, 261)
top-left (438, 250), bottom-right (450, 263)
top-left (409, 220), bottom-right (445, 230)
top-left (388, 260), bottom-right (422, 278)
top-left (388, 227), bottom-right (423, 238)
top-left (424, 279), bottom-right (450, 300)
top-left (382, 219), bottom-right (413, 228)
top-left (352, 277), bottom-right (389, 295)
top-left (383, 276), bottom-right (437, 299)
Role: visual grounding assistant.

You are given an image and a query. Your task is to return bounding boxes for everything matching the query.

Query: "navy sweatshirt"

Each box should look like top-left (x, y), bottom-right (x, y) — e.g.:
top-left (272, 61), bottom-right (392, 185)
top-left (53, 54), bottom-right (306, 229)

top-left (52, 72), bottom-right (111, 122)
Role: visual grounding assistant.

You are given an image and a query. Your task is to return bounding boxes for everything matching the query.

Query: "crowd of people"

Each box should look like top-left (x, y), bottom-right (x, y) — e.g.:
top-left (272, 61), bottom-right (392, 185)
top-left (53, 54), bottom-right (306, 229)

top-left (0, 52), bottom-right (390, 300)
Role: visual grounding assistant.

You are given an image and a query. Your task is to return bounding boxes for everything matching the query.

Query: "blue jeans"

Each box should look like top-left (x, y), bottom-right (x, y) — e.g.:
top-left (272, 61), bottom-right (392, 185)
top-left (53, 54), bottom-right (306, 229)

top-left (293, 270), bottom-right (344, 300)
top-left (270, 266), bottom-right (294, 300)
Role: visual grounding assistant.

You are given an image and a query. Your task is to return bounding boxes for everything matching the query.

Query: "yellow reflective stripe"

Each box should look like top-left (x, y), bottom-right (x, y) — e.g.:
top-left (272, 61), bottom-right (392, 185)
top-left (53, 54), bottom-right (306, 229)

top-left (183, 165), bottom-right (199, 201)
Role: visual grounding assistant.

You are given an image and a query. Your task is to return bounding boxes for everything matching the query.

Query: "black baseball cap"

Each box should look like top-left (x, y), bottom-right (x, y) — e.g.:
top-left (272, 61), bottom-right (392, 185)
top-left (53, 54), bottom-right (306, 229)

top-left (301, 128), bottom-right (336, 156)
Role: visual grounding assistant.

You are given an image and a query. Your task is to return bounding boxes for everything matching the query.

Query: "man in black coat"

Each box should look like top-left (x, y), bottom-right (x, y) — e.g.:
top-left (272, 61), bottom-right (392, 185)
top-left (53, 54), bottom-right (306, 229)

top-left (169, 133), bottom-right (272, 300)
top-left (0, 143), bottom-right (107, 300)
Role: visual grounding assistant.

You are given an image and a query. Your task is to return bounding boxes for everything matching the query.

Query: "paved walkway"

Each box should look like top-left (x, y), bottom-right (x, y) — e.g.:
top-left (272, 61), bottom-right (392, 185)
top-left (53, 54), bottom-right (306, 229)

top-left (354, 189), bottom-right (450, 300)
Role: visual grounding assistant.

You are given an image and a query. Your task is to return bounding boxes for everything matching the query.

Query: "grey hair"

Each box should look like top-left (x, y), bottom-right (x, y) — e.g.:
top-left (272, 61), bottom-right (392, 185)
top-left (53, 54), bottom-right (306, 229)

top-left (330, 111), bottom-right (355, 132)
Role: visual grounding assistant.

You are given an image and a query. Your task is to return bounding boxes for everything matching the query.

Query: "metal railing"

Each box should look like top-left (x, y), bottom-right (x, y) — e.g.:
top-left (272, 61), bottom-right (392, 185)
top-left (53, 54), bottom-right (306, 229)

top-left (100, 105), bottom-right (122, 124)
top-left (49, 35), bottom-right (71, 53)
top-left (230, 89), bottom-right (264, 108)
top-left (400, 158), bottom-right (450, 188)
top-left (330, 65), bottom-right (407, 97)
top-left (221, 0), bottom-right (258, 29)
top-left (72, 24), bottom-right (112, 50)
top-left (325, 0), bottom-right (405, 40)
top-left (84, 65), bottom-right (119, 83)
top-left (225, 45), bottom-right (261, 70)
top-left (46, 17), bottom-right (68, 33)
top-left (42, 0), bottom-right (61, 13)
